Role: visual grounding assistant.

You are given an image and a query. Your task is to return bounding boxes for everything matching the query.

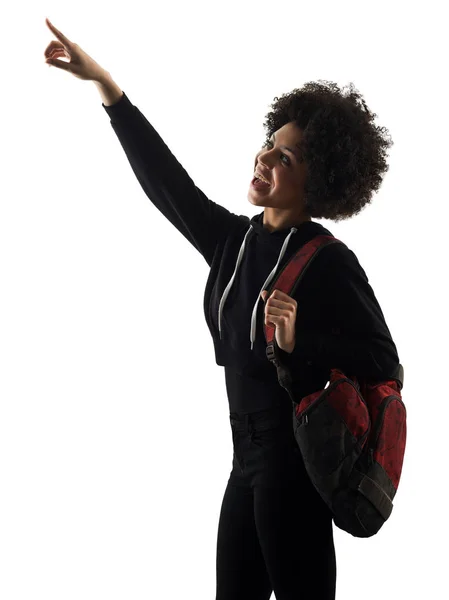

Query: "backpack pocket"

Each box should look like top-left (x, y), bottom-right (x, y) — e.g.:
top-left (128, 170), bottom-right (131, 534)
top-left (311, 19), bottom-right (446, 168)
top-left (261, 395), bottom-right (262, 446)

top-left (294, 373), bottom-right (370, 482)
top-left (368, 394), bottom-right (407, 489)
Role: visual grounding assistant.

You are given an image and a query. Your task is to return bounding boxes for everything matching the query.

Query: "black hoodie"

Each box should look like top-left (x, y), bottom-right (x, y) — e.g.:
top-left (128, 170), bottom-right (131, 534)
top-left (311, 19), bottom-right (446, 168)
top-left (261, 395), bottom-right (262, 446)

top-left (102, 92), bottom-right (400, 414)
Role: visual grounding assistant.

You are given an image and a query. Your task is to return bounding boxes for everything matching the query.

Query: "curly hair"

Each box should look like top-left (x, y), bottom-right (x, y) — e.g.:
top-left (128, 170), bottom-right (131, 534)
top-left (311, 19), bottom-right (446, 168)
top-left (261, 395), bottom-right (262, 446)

top-left (262, 80), bottom-right (394, 222)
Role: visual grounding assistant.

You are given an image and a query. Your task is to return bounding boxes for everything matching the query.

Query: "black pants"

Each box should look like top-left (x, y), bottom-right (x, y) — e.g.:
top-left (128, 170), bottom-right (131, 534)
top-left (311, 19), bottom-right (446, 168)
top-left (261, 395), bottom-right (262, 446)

top-left (215, 404), bottom-right (337, 600)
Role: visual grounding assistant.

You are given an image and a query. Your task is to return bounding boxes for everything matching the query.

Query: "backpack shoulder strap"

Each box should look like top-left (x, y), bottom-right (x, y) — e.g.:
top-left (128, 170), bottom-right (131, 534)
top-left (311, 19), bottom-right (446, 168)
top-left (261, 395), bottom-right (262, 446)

top-left (262, 234), bottom-right (404, 390)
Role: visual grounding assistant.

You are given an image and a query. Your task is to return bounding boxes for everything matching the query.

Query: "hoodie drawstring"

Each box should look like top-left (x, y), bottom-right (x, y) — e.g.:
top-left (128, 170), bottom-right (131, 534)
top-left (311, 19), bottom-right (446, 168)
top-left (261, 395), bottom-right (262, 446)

top-left (218, 224), bottom-right (298, 350)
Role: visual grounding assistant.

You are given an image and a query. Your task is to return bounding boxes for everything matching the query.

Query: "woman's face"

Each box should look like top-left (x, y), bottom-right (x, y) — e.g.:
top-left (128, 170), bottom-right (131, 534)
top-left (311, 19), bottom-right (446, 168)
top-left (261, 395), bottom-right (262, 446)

top-left (248, 122), bottom-right (309, 216)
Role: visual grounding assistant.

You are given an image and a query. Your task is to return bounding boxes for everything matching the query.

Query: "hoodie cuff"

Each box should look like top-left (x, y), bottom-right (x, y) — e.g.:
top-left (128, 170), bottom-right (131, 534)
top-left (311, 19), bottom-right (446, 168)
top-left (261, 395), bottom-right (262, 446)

top-left (276, 332), bottom-right (315, 370)
top-left (102, 91), bottom-right (131, 118)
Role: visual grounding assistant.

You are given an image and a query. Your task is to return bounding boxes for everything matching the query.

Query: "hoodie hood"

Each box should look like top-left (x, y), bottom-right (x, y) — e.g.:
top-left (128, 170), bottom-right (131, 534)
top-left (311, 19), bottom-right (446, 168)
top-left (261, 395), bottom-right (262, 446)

top-left (218, 211), bottom-right (326, 352)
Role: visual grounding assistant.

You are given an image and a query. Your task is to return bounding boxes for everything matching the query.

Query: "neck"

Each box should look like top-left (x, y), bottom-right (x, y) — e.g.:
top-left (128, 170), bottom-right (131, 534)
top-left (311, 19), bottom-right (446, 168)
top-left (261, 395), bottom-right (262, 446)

top-left (263, 210), bottom-right (311, 233)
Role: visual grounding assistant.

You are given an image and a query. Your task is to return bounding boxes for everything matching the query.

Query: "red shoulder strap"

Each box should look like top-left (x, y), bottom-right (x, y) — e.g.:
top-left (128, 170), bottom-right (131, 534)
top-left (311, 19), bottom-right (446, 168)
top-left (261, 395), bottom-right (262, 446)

top-left (263, 235), bottom-right (344, 347)
top-left (262, 234), bottom-right (404, 392)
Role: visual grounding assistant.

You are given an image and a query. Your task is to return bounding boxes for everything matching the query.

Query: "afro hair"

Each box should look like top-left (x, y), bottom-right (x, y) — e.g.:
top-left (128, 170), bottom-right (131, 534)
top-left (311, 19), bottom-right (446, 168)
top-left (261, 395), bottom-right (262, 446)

top-left (261, 80), bottom-right (394, 222)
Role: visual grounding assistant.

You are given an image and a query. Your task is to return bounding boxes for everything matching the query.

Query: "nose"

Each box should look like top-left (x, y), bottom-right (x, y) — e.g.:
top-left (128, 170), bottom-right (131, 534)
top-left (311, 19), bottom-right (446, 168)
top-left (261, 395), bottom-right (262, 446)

top-left (255, 148), bottom-right (274, 169)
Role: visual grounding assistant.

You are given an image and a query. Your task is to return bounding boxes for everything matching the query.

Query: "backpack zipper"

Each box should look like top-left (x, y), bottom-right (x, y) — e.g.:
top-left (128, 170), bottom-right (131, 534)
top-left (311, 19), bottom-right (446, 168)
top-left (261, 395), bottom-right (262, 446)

top-left (297, 374), bottom-right (371, 447)
top-left (297, 375), bottom-right (365, 421)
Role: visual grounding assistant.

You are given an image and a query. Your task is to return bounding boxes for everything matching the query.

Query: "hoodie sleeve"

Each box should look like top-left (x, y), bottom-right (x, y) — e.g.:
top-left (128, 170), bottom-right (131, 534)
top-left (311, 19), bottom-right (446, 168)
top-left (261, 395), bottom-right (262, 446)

top-left (102, 92), bottom-right (242, 267)
top-left (277, 243), bottom-right (400, 384)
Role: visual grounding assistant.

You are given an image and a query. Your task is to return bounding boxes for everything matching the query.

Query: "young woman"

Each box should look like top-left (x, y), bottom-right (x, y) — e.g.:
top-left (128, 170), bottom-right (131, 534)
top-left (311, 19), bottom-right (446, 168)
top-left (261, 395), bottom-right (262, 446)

top-left (44, 18), bottom-right (400, 600)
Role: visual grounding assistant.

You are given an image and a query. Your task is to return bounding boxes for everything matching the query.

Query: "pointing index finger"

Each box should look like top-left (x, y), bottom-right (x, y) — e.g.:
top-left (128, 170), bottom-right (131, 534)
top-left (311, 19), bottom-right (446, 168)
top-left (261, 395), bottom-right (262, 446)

top-left (45, 18), bottom-right (73, 47)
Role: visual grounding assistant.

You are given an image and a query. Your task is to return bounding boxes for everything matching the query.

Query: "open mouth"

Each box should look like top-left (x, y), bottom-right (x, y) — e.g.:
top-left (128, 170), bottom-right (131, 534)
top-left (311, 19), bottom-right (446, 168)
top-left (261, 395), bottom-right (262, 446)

top-left (251, 176), bottom-right (271, 190)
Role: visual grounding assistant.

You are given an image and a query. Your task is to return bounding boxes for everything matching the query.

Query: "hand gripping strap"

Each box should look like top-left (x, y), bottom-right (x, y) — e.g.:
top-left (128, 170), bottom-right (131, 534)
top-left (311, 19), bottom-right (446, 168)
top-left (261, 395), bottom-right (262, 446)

top-left (264, 236), bottom-right (343, 347)
top-left (263, 234), bottom-right (405, 391)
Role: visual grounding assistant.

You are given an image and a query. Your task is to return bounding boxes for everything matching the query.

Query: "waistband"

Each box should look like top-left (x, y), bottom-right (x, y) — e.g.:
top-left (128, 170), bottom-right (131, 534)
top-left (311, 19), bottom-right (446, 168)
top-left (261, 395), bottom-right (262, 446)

top-left (229, 403), bottom-right (292, 433)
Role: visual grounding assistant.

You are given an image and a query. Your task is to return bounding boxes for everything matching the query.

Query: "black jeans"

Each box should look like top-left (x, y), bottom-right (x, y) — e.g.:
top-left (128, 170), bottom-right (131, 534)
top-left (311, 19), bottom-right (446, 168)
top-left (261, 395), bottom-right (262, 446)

top-left (216, 404), bottom-right (336, 600)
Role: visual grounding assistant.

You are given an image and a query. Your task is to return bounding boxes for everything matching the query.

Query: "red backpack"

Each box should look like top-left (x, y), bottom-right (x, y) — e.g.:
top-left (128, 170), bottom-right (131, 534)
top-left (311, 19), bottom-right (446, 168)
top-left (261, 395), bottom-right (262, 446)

top-left (263, 235), bottom-right (406, 538)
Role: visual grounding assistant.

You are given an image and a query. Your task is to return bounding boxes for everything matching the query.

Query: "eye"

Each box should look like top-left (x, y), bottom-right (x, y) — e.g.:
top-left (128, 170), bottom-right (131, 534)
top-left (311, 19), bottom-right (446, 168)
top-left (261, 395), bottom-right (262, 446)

top-left (263, 140), bottom-right (291, 165)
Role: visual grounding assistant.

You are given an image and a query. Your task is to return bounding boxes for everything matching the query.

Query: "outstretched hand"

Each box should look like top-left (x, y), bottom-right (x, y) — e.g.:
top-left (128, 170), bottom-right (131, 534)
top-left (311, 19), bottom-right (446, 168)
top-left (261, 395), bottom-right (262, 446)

top-left (44, 17), bottom-right (107, 82)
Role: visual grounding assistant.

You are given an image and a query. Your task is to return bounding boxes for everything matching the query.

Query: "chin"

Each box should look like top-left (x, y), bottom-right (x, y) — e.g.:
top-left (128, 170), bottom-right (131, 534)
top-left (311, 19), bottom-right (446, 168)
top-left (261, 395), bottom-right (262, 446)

top-left (247, 189), bottom-right (271, 207)
top-left (247, 197), bottom-right (264, 208)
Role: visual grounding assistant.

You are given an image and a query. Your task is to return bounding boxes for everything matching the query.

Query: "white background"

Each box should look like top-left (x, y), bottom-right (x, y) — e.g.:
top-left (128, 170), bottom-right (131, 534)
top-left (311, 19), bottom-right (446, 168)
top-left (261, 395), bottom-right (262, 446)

top-left (0, 1), bottom-right (447, 598)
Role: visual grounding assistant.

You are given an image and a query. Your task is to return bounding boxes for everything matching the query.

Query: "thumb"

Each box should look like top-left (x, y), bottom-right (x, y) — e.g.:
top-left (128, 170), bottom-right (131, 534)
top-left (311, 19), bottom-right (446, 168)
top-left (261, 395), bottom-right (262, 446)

top-left (260, 290), bottom-right (267, 299)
